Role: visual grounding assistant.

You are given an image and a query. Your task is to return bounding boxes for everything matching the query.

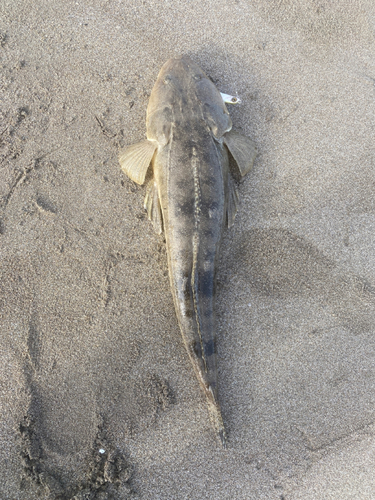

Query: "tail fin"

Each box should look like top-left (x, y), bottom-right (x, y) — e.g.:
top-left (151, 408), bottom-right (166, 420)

top-left (206, 386), bottom-right (227, 449)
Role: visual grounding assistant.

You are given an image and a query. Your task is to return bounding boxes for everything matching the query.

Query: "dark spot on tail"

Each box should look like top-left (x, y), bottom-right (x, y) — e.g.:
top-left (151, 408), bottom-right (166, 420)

top-left (199, 270), bottom-right (214, 297)
top-left (184, 308), bottom-right (193, 318)
top-left (191, 341), bottom-right (202, 357)
top-left (204, 339), bottom-right (215, 357)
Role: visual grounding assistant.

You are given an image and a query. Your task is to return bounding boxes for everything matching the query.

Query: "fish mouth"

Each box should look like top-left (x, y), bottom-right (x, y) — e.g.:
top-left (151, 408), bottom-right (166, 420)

top-left (160, 56), bottom-right (207, 83)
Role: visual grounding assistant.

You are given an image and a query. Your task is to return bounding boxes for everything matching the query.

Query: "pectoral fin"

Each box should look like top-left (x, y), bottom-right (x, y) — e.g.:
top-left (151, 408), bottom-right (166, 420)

top-left (119, 139), bottom-right (157, 185)
top-left (223, 130), bottom-right (257, 177)
top-left (144, 178), bottom-right (163, 234)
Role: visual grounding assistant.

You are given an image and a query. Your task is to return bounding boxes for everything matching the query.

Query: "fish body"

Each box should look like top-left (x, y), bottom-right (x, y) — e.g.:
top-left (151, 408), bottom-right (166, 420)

top-left (119, 57), bottom-right (257, 447)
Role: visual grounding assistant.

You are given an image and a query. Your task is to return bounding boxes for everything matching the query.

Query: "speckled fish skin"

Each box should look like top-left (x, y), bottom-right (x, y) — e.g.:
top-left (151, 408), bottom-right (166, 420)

top-left (151, 57), bottom-right (230, 446)
top-left (119, 57), bottom-right (257, 447)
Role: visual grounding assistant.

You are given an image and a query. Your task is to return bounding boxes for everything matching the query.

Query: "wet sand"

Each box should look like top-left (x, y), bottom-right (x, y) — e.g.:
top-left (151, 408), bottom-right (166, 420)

top-left (1, 1), bottom-right (375, 498)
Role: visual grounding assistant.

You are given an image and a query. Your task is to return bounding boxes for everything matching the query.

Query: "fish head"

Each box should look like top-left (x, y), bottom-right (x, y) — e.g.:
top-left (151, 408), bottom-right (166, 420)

top-left (146, 57), bottom-right (232, 144)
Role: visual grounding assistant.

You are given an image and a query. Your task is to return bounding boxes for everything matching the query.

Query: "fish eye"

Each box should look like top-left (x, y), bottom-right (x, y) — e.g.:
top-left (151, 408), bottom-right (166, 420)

top-left (163, 75), bottom-right (172, 84)
top-left (193, 74), bottom-right (202, 81)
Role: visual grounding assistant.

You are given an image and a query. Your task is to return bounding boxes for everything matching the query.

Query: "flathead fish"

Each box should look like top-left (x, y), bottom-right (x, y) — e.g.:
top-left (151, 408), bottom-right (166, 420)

top-left (119, 57), bottom-right (257, 447)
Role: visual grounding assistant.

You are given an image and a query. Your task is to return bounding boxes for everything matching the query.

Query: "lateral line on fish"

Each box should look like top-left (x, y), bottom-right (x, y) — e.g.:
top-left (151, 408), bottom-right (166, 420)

top-left (167, 118), bottom-right (174, 207)
top-left (191, 145), bottom-right (208, 373)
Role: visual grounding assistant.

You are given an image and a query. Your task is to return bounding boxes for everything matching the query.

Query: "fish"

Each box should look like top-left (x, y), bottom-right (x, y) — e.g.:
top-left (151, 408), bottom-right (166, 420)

top-left (119, 57), bottom-right (257, 447)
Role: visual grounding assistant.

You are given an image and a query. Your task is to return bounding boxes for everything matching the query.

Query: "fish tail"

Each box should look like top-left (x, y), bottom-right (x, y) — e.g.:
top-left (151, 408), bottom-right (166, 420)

top-left (206, 386), bottom-right (227, 448)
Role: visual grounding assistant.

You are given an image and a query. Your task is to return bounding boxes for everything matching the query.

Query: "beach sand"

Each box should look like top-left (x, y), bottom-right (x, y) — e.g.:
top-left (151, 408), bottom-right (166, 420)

top-left (1, 0), bottom-right (375, 498)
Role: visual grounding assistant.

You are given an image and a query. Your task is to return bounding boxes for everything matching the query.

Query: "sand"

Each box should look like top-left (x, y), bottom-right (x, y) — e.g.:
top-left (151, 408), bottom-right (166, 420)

top-left (1, 0), bottom-right (375, 498)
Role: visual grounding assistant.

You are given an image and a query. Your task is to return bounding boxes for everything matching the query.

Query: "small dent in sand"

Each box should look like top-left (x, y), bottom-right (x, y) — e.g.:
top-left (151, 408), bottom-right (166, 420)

top-left (35, 196), bottom-right (57, 214)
